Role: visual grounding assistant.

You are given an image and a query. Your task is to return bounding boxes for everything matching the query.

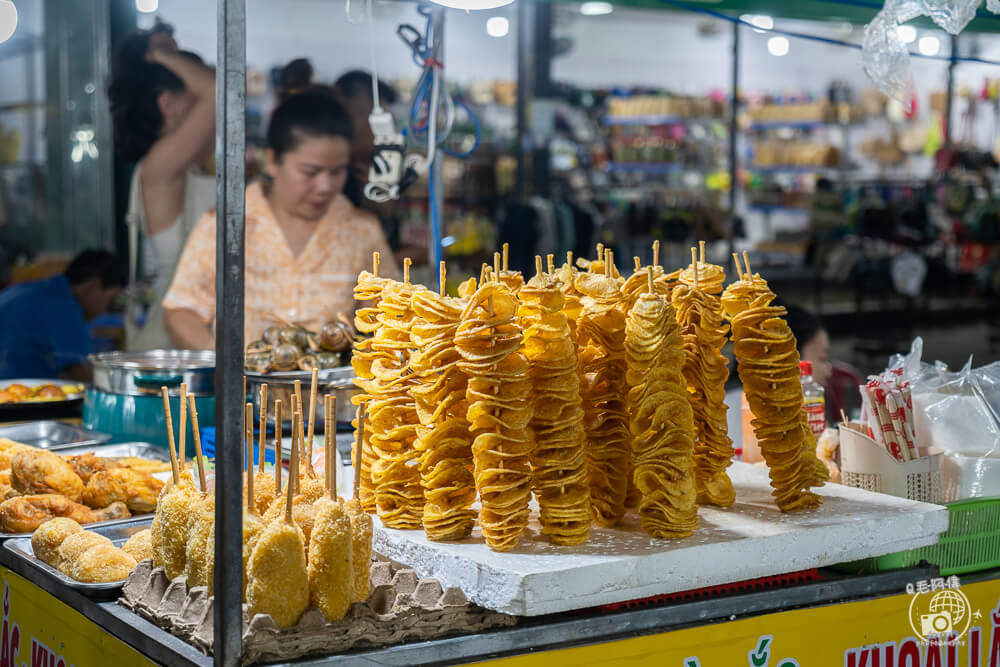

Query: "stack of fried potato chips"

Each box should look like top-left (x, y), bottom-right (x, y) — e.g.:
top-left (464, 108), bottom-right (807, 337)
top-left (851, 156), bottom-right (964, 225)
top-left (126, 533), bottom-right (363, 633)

top-left (518, 262), bottom-right (591, 546)
top-left (351, 262), bottom-right (389, 513)
top-left (366, 279), bottom-right (426, 529)
top-left (672, 251), bottom-right (736, 508)
top-left (575, 252), bottom-right (631, 527)
top-left (722, 258), bottom-right (826, 512)
top-left (455, 279), bottom-right (534, 551)
top-left (410, 277), bottom-right (477, 541)
top-left (625, 268), bottom-right (698, 538)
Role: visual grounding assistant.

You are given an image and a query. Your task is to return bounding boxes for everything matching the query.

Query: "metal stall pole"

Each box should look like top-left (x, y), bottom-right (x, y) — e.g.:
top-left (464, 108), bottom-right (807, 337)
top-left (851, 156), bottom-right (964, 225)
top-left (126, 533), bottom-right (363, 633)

top-left (727, 18), bottom-right (740, 260)
top-left (214, 0), bottom-right (246, 664)
top-left (945, 34), bottom-right (958, 145)
top-left (430, 6), bottom-right (445, 275)
top-left (515, 0), bottom-right (535, 200)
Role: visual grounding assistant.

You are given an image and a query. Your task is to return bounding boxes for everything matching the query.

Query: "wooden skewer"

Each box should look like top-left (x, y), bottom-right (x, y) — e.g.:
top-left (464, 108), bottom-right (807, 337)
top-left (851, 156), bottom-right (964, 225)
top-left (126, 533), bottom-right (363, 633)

top-left (566, 251), bottom-right (573, 267)
top-left (699, 240), bottom-right (706, 264)
top-left (327, 395), bottom-right (338, 500)
top-left (439, 261), bottom-right (446, 297)
top-left (292, 410), bottom-right (302, 498)
top-left (286, 412), bottom-right (298, 524)
top-left (298, 409), bottom-right (308, 492)
top-left (372, 251), bottom-right (380, 278)
top-left (246, 402), bottom-right (254, 514)
top-left (535, 255), bottom-right (543, 279)
top-left (647, 266), bottom-right (655, 294)
top-left (161, 387), bottom-right (179, 485)
top-left (691, 247), bottom-right (699, 290)
top-left (293, 380), bottom-right (303, 426)
top-left (479, 263), bottom-right (487, 286)
top-left (596, 243), bottom-right (604, 261)
top-left (840, 409), bottom-right (849, 425)
top-left (547, 254), bottom-right (555, 274)
top-left (652, 239), bottom-right (660, 267)
top-left (403, 257), bottom-right (411, 284)
top-left (493, 252), bottom-right (501, 278)
top-left (187, 394), bottom-right (207, 492)
top-left (732, 252), bottom-right (744, 281)
top-left (603, 249), bottom-right (611, 278)
top-left (742, 250), bottom-right (753, 280)
top-left (274, 399), bottom-right (283, 493)
top-left (353, 402), bottom-right (366, 501)
top-left (306, 368), bottom-right (319, 476)
top-left (634, 256), bottom-right (641, 272)
top-left (502, 243), bottom-right (510, 271)
top-left (258, 384), bottom-right (268, 470)
top-left (178, 383), bottom-right (187, 466)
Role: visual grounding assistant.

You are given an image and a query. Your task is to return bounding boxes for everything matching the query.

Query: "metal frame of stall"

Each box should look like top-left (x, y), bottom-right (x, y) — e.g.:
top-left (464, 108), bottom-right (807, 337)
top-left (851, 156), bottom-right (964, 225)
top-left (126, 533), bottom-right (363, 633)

top-left (209, 2), bottom-right (970, 665)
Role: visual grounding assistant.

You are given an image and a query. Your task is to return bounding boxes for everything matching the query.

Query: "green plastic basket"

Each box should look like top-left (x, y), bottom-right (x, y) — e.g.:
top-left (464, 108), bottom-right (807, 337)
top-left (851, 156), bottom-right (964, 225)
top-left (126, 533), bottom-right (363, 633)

top-left (835, 497), bottom-right (1000, 575)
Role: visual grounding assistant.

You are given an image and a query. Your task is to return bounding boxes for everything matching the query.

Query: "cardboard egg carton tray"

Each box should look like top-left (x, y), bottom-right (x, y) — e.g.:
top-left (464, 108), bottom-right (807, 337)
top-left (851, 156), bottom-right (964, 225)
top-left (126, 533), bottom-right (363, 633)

top-left (119, 556), bottom-right (517, 665)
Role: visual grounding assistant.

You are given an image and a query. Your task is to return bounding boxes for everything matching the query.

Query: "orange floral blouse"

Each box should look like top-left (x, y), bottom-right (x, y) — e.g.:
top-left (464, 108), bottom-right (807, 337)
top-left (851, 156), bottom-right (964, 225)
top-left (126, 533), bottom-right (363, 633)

top-left (163, 181), bottom-right (399, 343)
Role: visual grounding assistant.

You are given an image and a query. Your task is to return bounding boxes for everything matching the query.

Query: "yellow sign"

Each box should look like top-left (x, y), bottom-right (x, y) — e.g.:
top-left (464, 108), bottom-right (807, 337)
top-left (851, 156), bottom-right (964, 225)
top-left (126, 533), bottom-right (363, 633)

top-left (476, 578), bottom-right (1000, 667)
top-left (0, 566), bottom-right (156, 667)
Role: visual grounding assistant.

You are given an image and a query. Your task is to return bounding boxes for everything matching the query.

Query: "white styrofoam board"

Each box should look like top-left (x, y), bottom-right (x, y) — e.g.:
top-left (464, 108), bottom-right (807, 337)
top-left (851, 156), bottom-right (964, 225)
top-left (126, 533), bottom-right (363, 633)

top-left (373, 461), bottom-right (949, 616)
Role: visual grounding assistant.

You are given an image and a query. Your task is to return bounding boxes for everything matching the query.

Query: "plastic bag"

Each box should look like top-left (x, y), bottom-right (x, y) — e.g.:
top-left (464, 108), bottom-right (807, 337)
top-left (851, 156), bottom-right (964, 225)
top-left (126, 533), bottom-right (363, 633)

top-left (862, 11), bottom-right (912, 102)
top-left (863, 0), bottom-right (980, 100)
top-left (887, 338), bottom-right (1000, 500)
top-left (990, 0), bottom-right (1000, 14)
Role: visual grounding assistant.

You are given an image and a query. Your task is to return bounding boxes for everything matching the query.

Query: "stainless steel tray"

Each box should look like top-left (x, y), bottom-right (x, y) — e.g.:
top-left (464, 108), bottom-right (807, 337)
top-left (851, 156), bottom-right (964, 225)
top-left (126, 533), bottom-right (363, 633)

top-left (56, 441), bottom-right (170, 461)
top-left (0, 443), bottom-right (165, 539)
top-left (4, 517), bottom-right (152, 597)
top-left (0, 420), bottom-right (110, 450)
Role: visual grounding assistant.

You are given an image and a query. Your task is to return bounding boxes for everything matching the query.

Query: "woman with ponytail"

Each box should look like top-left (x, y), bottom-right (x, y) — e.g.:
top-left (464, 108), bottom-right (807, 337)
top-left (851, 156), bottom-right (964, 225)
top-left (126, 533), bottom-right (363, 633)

top-left (108, 21), bottom-right (216, 350)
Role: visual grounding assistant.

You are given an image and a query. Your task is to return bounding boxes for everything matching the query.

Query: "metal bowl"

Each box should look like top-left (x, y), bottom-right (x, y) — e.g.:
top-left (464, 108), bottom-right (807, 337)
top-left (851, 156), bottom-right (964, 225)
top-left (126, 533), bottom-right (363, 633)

top-left (244, 366), bottom-right (358, 426)
top-left (90, 350), bottom-right (216, 396)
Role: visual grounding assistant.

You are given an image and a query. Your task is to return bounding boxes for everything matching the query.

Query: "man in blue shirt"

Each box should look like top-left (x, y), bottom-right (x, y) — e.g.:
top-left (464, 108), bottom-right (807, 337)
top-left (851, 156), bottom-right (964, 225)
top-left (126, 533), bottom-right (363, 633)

top-left (0, 250), bottom-right (124, 381)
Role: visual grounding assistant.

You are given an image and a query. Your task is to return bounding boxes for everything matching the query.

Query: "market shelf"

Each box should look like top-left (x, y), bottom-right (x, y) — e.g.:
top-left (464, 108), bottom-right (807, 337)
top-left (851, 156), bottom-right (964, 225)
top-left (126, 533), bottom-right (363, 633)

top-left (747, 204), bottom-right (811, 214)
top-left (605, 162), bottom-right (692, 175)
top-left (603, 115), bottom-right (723, 126)
top-left (747, 120), bottom-right (829, 131)
top-left (750, 164), bottom-right (841, 174)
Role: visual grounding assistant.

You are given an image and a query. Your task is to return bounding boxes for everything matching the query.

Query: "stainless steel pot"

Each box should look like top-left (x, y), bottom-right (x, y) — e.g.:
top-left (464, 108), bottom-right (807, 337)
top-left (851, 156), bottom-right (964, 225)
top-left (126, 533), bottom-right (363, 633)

top-left (90, 350), bottom-right (216, 396)
top-left (244, 366), bottom-right (358, 425)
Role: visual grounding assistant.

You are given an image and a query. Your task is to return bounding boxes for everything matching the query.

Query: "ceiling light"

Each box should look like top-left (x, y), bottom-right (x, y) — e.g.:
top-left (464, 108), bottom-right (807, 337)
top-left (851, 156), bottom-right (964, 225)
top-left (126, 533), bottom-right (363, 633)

top-left (486, 16), bottom-right (509, 37)
top-left (767, 35), bottom-right (789, 57)
top-left (136, 0), bottom-right (158, 12)
top-left (896, 24), bottom-right (917, 43)
top-left (741, 14), bottom-right (773, 33)
top-left (580, 2), bottom-right (614, 16)
top-left (0, 0), bottom-right (18, 44)
top-left (428, 0), bottom-right (514, 9)
top-left (918, 34), bottom-right (940, 56)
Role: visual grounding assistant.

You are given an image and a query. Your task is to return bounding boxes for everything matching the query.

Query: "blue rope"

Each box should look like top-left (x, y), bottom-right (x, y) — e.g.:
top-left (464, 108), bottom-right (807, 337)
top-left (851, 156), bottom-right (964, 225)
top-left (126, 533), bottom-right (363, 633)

top-left (654, 0), bottom-right (1000, 66)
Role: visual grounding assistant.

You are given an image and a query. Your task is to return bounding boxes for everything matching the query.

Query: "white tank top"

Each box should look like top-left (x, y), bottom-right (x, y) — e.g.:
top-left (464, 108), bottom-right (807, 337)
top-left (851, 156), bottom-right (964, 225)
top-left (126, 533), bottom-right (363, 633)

top-left (125, 162), bottom-right (216, 350)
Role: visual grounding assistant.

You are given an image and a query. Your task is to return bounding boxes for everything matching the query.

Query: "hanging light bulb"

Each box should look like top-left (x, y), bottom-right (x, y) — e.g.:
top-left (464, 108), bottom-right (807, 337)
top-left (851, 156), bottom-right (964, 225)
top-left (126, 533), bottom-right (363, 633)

top-left (0, 0), bottom-right (18, 45)
top-left (428, 0), bottom-right (513, 9)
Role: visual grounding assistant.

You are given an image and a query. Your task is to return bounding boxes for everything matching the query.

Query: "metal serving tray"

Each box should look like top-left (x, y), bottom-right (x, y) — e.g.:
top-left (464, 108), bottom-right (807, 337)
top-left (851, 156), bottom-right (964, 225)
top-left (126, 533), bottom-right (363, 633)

top-left (4, 517), bottom-right (152, 598)
top-left (0, 443), bottom-right (166, 539)
top-left (55, 441), bottom-right (169, 461)
top-left (0, 421), bottom-right (111, 450)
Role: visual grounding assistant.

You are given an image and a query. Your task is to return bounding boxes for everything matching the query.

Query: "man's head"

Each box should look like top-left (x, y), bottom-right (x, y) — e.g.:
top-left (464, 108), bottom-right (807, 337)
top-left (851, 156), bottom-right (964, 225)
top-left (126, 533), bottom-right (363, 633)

top-left (65, 250), bottom-right (125, 321)
top-left (333, 71), bottom-right (398, 187)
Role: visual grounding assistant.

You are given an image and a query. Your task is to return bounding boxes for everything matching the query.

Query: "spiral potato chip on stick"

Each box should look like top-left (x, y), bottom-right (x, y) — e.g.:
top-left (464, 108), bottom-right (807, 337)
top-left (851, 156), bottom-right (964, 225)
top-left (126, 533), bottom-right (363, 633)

top-left (351, 253), bottom-right (388, 512)
top-left (518, 258), bottom-right (591, 545)
top-left (672, 247), bottom-right (735, 508)
top-left (366, 272), bottom-right (427, 529)
top-left (456, 278), bottom-right (533, 552)
top-left (722, 256), bottom-right (824, 512)
top-left (410, 266), bottom-right (476, 541)
top-left (626, 268), bottom-right (698, 538)
top-left (575, 251), bottom-right (631, 527)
